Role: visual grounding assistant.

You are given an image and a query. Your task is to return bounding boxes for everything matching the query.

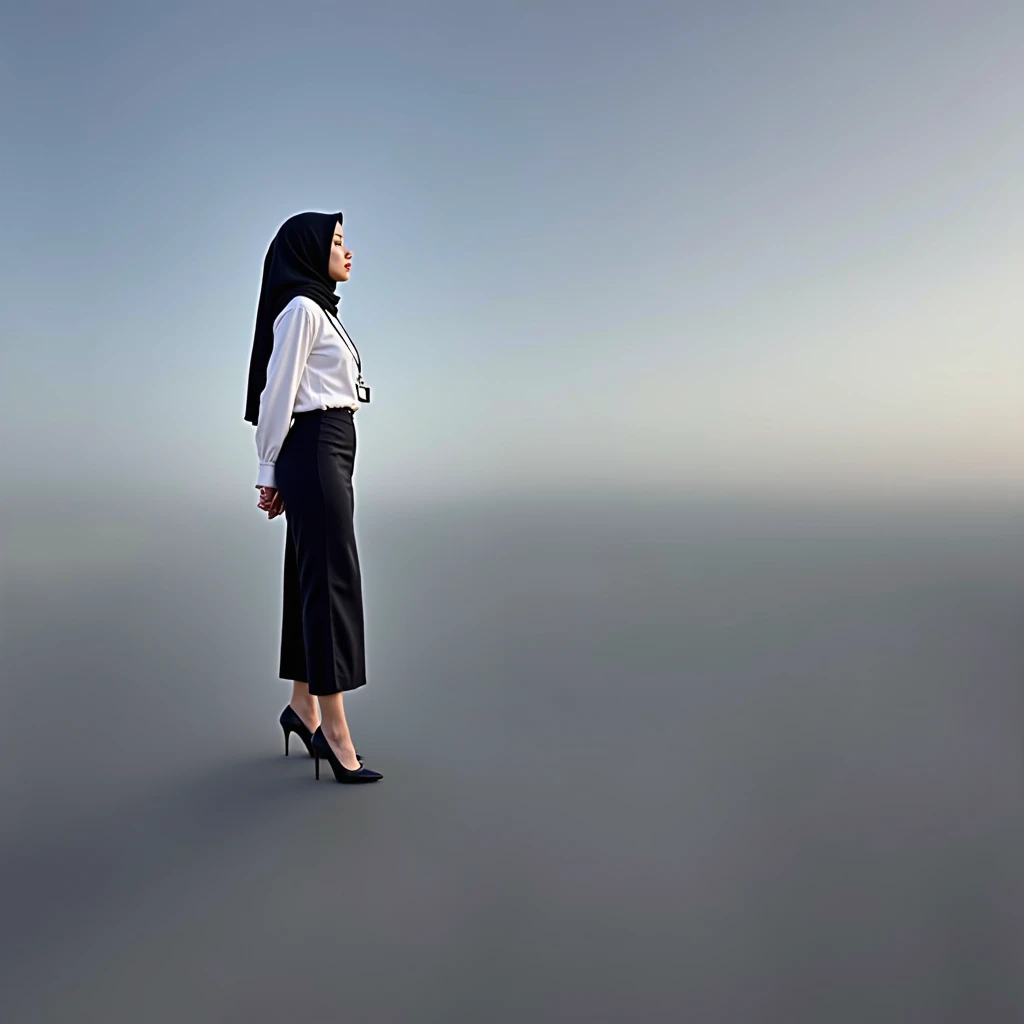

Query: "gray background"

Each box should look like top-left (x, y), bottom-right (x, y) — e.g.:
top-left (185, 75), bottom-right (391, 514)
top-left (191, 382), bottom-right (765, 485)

top-left (2, 496), bottom-right (1022, 1021)
top-left (2, 1), bottom-right (1023, 1020)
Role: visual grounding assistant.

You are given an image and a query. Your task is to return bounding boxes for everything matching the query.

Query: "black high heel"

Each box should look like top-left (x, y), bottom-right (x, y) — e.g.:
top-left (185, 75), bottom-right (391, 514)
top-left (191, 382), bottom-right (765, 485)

top-left (280, 706), bottom-right (315, 757)
top-left (280, 707), bottom-right (361, 762)
top-left (311, 727), bottom-right (382, 784)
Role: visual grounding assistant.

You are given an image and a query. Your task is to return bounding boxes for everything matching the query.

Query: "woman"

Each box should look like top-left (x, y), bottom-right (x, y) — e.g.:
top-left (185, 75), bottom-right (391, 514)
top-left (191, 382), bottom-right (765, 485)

top-left (244, 210), bottom-right (382, 784)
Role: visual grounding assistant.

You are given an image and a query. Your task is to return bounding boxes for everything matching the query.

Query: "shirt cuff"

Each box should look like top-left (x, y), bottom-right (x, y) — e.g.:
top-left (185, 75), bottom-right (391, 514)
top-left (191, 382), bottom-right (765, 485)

top-left (256, 462), bottom-right (277, 489)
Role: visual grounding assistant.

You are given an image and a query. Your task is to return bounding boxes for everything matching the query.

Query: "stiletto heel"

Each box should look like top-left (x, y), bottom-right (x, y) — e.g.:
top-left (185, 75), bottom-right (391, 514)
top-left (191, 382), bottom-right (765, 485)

top-left (310, 727), bottom-right (382, 784)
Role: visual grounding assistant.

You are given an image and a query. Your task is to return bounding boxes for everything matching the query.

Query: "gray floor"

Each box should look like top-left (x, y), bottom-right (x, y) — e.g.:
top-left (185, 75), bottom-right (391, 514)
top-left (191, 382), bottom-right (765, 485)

top-left (2, 496), bottom-right (1022, 1022)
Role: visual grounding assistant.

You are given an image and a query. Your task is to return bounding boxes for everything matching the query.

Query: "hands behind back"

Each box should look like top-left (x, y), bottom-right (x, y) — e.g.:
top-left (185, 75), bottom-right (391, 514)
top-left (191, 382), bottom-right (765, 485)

top-left (257, 486), bottom-right (285, 520)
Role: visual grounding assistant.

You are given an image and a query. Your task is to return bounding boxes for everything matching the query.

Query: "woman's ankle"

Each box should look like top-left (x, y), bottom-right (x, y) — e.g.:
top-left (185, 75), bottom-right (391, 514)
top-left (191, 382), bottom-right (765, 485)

top-left (321, 722), bottom-right (352, 748)
top-left (290, 697), bottom-right (320, 726)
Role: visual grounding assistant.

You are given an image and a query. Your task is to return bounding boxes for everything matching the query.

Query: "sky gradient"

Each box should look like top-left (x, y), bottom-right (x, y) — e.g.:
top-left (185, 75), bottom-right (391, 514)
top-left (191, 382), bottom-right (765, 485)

top-left (2, 0), bottom-right (1022, 506)
top-left (3, 7), bottom-right (1023, 1017)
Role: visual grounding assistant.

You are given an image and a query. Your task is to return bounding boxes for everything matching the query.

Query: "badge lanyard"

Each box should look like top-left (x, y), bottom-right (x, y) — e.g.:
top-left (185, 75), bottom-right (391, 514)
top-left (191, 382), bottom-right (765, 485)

top-left (323, 309), bottom-right (371, 404)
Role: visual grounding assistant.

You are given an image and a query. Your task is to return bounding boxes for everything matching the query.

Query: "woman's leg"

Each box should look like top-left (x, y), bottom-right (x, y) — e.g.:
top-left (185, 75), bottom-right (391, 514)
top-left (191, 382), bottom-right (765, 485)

top-left (277, 410), bottom-right (367, 769)
top-left (289, 680), bottom-right (320, 732)
top-left (318, 692), bottom-right (360, 770)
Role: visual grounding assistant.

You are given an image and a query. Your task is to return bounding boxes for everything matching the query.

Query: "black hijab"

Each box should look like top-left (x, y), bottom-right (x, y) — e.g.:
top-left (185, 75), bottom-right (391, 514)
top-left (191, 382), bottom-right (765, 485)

top-left (244, 211), bottom-right (344, 426)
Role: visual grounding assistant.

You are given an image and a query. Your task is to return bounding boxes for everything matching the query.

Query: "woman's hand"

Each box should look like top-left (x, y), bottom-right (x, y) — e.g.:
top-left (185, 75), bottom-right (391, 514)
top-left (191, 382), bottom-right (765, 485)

top-left (257, 486), bottom-right (285, 519)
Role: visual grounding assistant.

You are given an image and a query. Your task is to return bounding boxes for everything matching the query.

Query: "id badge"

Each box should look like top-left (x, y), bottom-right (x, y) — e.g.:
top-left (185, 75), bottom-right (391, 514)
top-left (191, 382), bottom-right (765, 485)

top-left (357, 376), bottom-right (371, 404)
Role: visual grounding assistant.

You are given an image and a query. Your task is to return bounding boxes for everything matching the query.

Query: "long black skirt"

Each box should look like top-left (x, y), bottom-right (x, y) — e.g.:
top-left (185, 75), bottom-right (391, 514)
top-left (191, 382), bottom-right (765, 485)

top-left (275, 407), bottom-right (367, 696)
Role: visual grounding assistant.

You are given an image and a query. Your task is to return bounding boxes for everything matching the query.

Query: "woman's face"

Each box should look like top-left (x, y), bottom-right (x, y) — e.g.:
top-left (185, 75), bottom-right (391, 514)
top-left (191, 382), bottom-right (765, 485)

top-left (328, 221), bottom-right (352, 282)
